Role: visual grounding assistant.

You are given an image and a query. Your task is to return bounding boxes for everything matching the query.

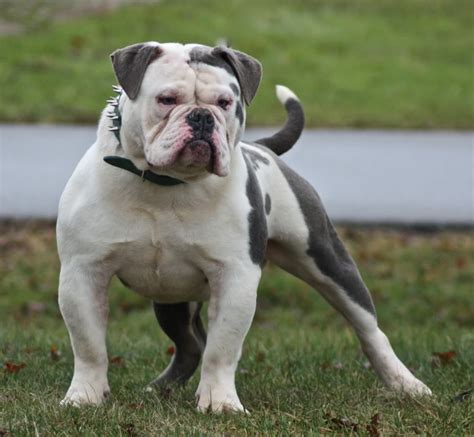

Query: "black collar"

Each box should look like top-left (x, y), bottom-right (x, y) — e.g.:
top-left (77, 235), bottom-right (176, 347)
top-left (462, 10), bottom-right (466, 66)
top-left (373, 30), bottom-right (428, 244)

top-left (102, 86), bottom-right (185, 187)
top-left (103, 155), bottom-right (185, 186)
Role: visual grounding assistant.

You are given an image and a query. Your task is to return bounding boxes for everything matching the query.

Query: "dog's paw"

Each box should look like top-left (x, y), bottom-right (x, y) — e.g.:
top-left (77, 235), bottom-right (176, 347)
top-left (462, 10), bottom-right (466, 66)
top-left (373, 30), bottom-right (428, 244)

top-left (195, 382), bottom-right (247, 413)
top-left (60, 381), bottom-right (110, 407)
top-left (389, 376), bottom-right (432, 397)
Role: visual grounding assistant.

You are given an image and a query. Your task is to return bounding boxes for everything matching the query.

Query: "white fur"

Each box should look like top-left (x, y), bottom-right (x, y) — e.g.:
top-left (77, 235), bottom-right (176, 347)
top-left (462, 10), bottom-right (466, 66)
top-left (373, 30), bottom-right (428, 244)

top-left (58, 43), bottom-right (430, 411)
top-left (276, 84), bottom-right (299, 104)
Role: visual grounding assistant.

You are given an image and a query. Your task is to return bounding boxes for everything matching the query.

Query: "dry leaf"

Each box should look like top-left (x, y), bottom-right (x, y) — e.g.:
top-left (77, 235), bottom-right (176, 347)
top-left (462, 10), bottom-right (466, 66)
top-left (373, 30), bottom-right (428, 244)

top-left (256, 351), bottom-right (266, 362)
top-left (120, 422), bottom-right (137, 437)
top-left (110, 356), bottom-right (124, 367)
top-left (325, 412), bottom-right (359, 432)
top-left (432, 350), bottom-right (457, 367)
top-left (50, 345), bottom-right (61, 361)
top-left (367, 413), bottom-right (381, 437)
top-left (452, 388), bottom-right (473, 403)
top-left (4, 362), bottom-right (26, 374)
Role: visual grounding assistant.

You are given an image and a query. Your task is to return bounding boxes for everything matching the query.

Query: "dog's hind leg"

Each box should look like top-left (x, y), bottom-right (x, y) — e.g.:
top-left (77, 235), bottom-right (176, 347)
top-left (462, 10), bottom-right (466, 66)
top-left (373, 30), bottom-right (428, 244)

top-left (267, 158), bottom-right (431, 396)
top-left (148, 302), bottom-right (206, 388)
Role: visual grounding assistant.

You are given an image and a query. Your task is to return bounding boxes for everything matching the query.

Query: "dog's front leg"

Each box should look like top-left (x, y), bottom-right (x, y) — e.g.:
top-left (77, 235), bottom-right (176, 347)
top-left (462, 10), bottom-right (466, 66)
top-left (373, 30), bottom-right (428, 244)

top-left (58, 262), bottom-right (111, 406)
top-left (196, 262), bottom-right (261, 413)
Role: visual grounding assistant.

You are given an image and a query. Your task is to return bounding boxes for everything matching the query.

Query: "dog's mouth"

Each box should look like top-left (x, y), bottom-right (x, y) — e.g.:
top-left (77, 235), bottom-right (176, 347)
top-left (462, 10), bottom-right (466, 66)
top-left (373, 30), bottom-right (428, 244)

top-left (176, 139), bottom-right (219, 174)
top-left (146, 136), bottom-right (226, 177)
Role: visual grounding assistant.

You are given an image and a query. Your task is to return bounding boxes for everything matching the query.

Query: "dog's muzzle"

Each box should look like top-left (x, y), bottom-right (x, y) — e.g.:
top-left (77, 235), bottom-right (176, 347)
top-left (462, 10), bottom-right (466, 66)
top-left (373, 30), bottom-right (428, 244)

top-left (180, 140), bottom-right (212, 166)
top-left (179, 108), bottom-right (216, 169)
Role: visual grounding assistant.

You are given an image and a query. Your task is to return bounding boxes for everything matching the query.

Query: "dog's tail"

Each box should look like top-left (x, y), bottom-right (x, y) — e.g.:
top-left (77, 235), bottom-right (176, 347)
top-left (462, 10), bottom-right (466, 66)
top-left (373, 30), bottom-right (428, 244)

top-left (254, 85), bottom-right (305, 155)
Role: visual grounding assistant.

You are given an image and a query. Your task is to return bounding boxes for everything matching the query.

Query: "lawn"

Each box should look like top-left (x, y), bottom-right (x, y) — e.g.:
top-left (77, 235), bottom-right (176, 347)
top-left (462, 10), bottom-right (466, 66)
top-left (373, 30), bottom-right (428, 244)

top-left (0, 221), bottom-right (472, 435)
top-left (0, 0), bottom-right (473, 128)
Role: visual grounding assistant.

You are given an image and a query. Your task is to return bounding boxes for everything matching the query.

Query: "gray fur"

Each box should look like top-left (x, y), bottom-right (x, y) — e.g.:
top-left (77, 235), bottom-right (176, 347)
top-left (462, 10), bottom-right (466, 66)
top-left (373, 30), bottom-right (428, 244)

top-left (265, 194), bottom-right (272, 215)
top-left (229, 83), bottom-right (240, 97)
top-left (150, 302), bottom-right (206, 387)
top-left (241, 146), bottom-right (270, 170)
top-left (272, 152), bottom-right (376, 315)
top-left (255, 98), bottom-right (305, 156)
top-left (110, 43), bottom-right (162, 100)
top-left (211, 46), bottom-right (262, 105)
top-left (189, 46), bottom-right (235, 76)
top-left (243, 153), bottom-right (267, 266)
top-left (235, 102), bottom-right (244, 125)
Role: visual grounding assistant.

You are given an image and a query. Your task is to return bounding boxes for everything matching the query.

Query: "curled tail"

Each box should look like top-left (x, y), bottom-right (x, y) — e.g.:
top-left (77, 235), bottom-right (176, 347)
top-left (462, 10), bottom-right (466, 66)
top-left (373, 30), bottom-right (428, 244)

top-left (254, 85), bottom-right (305, 155)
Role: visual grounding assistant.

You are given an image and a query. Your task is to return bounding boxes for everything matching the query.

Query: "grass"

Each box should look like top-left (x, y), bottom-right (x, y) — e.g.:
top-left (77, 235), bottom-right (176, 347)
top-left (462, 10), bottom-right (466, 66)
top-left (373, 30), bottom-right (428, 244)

top-left (0, 0), bottom-right (473, 128)
top-left (0, 221), bottom-right (473, 435)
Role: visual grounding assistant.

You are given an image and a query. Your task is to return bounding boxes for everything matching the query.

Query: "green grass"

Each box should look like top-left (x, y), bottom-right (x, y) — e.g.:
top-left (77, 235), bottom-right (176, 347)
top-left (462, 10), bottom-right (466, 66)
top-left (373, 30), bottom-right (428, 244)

top-left (1, 221), bottom-right (473, 435)
top-left (0, 0), bottom-right (473, 128)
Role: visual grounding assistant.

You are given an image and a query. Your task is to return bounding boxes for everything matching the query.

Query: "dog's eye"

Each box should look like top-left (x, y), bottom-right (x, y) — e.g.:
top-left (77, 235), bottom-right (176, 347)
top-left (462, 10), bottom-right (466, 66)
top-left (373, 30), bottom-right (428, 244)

top-left (157, 96), bottom-right (177, 106)
top-left (217, 98), bottom-right (231, 110)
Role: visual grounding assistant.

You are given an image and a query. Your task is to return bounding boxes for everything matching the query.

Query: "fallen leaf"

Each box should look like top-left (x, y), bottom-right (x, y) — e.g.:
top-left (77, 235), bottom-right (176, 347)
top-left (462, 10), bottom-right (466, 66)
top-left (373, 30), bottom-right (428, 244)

top-left (4, 362), bottom-right (26, 374)
top-left (324, 412), bottom-right (358, 432)
top-left (409, 425), bottom-right (422, 434)
top-left (120, 422), bottom-right (137, 437)
top-left (166, 345), bottom-right (175, 355)
top-left (452, 388), bottom-right (473, 403)
top-left (367, 413), bottom-right (381, 437)
top-left (432, 350), bottom-right (457, 367)
top-left (256, 351), bottom-right (266, 362)
top-left (50, 345), bottom-right (61, 361)
top-left (119, 303), bottom-right (133, 313)
top-left (110, 356), bottom-right (124, 367)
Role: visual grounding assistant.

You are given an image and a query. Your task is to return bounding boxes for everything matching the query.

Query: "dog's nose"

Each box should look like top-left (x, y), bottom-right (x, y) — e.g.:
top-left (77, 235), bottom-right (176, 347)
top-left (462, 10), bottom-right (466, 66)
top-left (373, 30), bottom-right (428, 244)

top-left (186, 108), bottom-right (215, 134)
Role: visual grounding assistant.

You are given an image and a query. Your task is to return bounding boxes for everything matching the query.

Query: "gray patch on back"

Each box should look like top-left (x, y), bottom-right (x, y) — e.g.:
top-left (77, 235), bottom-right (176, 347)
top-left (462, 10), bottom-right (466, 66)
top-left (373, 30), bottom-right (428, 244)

top-left (254, 144), bottom-right (376, 315)
top-left (242, 152), bottom-right (267, 266)
top-left (241, 146), bottom-right (270, 171)
top-left (265, 194), bottom-right (272, 215)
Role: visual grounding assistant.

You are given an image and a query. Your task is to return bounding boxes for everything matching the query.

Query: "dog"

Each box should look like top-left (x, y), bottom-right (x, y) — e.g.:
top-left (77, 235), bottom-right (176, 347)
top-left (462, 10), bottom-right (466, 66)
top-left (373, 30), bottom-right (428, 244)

top-left (57, 42), bottom-right (431, 412)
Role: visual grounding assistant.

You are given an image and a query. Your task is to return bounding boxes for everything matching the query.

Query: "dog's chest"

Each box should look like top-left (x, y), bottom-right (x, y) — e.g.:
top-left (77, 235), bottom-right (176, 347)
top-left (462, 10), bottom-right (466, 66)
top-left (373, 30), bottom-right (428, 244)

top-left (114, 215), bottom-right (211, 303)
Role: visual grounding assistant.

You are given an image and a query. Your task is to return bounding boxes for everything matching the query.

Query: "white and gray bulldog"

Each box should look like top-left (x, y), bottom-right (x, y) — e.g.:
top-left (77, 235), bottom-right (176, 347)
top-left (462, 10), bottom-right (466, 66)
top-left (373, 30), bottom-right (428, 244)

top-left (57, 42), bottom-right (431, 412)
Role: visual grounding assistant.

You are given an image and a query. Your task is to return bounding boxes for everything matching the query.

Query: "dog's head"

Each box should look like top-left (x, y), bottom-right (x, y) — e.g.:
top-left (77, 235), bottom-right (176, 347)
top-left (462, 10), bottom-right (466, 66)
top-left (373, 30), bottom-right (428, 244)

top-left (110, 42), bottom-right (262, 180)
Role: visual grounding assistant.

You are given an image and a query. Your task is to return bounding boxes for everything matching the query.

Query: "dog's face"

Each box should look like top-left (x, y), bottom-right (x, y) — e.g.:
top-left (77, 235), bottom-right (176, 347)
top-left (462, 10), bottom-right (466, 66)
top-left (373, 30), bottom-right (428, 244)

top-left (110, 42), bottom-right (262, 180)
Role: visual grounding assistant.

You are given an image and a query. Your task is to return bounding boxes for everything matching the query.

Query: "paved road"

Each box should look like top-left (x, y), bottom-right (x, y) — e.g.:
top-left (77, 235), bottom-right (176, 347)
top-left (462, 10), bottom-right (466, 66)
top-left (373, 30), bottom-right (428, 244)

top-left (1, 124), bottom-right (472, 224)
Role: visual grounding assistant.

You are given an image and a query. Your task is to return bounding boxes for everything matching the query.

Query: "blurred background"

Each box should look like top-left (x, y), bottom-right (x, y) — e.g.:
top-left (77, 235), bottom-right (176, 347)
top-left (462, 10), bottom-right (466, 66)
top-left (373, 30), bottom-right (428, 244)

top-left (0, 1), bottom-right (473, 434)
top-left (0, 0), bottom-right (472, 222)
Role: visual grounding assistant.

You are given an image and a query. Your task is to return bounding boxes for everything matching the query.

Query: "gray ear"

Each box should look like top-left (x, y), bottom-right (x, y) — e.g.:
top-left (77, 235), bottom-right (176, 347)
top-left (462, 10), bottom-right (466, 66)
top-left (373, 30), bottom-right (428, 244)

top-left (110, 43), bottom-right (162, 100)
top-left (211, 46), bottom-right (262, 105)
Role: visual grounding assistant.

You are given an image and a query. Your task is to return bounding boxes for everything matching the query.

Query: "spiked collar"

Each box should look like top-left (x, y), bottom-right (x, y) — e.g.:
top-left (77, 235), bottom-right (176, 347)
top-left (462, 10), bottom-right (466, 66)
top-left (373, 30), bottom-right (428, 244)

top-left (103, 85), bottom-right (185, 187)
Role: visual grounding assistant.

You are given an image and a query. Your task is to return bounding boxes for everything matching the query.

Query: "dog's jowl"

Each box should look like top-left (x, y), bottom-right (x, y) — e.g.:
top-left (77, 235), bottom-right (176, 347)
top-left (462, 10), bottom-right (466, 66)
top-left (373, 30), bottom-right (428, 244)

top-left (57, 41), bottom-right (431, 412)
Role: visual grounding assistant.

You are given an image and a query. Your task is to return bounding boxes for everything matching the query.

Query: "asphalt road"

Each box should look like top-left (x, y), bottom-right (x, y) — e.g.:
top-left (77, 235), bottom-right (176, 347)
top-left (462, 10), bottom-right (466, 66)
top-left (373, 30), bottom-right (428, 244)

top-left (1, 124), bottom-right (472, 224)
